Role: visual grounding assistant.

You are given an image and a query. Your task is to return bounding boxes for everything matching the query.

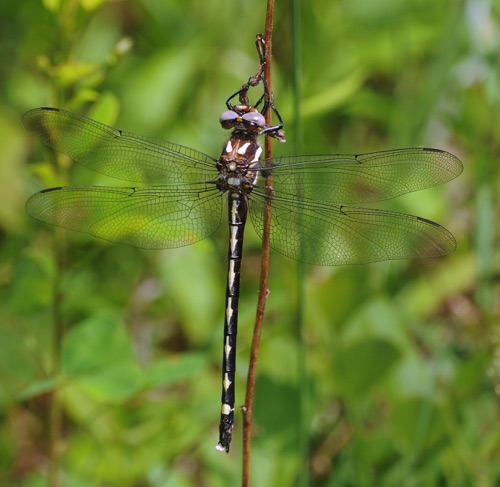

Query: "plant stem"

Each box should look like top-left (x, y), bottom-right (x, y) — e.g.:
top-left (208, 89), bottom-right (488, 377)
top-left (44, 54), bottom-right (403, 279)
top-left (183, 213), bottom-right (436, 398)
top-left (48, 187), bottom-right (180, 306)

top-left (242, 1), bottom-right (275, 485)
top-left (48, 239), bottom-right (65, 487)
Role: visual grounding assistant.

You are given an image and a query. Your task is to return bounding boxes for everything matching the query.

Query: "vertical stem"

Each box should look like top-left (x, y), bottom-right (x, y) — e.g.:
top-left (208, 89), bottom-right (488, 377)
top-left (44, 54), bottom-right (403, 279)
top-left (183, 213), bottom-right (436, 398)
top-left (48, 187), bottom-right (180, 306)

top-left (290, 0), bottom-right (310, 485)
top-left (242, 1), bottom-right (275, 485)
top-left (45, 5), bottom-right (78, 482)
top-left (48, 236), bottom-right (66, 487)
top-left (45, 134), bottom-right (70, 487)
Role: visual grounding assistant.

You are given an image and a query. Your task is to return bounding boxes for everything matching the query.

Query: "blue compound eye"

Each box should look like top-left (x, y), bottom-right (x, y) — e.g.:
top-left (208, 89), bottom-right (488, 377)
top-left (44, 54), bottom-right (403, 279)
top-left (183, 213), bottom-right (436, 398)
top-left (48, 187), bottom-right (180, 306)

top-left (242, 111), bottom-right (265, 128)
top-left (219, 110), bottom-right (239, 129)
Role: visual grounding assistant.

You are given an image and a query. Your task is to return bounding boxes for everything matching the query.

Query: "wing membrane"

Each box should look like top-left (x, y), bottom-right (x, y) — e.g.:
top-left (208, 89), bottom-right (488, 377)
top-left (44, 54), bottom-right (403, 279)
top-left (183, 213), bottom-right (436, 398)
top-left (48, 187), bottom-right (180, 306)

top-left (262, 148), bottom-right (462, 204)
top-left (249, 190), bottom-right (456, 266)
top-left (26, 183), bottom-right (222, 249)
top-left (23, 108), bottom-right (218, 184)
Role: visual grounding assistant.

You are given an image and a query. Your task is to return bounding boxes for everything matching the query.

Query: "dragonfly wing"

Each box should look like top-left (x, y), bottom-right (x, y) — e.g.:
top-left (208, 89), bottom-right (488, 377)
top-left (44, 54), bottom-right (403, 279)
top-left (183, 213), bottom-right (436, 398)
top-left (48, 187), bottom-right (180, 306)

top-left (249, 192), bottom-right (456, 266)
top-left (23, 107), bottom-right (218, 184)
top-left (26, 183), bottom-right (222, 249)
top-left (264, 148), bottom-right (462, 204)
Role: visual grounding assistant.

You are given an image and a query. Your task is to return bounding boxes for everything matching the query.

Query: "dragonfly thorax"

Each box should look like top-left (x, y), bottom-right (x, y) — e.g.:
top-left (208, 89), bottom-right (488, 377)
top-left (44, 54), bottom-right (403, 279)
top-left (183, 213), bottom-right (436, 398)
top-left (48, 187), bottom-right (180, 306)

top-left (216, 135), bottom-right (262, 193)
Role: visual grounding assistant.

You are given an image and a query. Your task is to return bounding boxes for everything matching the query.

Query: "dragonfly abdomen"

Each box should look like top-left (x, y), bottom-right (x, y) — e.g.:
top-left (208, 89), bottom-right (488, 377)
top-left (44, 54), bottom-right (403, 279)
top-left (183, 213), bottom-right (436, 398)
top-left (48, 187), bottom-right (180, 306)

top-left (217, 192), bottom-right (249, 453)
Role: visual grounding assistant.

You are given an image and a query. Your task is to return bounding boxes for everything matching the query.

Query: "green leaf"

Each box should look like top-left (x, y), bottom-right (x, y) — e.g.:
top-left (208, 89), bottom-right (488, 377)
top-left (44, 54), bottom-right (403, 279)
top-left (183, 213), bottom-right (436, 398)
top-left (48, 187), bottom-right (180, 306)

top-left (55, 61), bottom-right (98, 88)
top-left (18, 377), bottom-right (58, 400)
top-left (301, 69), bottom-right (366, 119)
top-left (390, 397), bottom-right (446, 452)
top-left (62, 313), bottom-right (142, 402)
top-left (42, 0), bottom-right (60, 12)
top-left (333, 338), bottom-right (401, 397)
top-left (143, 353), bottom-right (207, 388)
top-left (73, 362), bottom-right (142, 402)
top-left (88, 91), bottom-right (121, 126)
top-left (79, 0), bottom-right (105, 11)
top-left (62, 312), bottom-right (134, 376)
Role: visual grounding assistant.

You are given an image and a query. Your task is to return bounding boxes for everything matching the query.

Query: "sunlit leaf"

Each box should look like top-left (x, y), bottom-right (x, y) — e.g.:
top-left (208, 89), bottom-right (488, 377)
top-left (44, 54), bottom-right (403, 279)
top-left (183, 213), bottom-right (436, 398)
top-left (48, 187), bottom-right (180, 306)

top-left (73, 362), bottom-right (142, 402)
top-left (42, 0), bottom-right (60, 12)
top-left (18, 377), bottom-right (58, 400)
top-left (79, 0), bottom-right (106, 11)
top-left (62, 312), bottom-right (134, 376)
top-left (55, 61), bottom-right (99, 88)
top-left (143, 353), bottom-right (207, 388)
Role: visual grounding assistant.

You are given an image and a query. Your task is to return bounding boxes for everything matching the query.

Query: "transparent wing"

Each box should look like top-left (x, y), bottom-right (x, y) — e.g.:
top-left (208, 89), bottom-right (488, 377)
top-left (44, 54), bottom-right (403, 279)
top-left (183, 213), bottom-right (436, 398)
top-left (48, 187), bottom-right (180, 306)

top-left (26, 183), bottom-right (222, 249)
top-left (249, 191), bottom-right (456, 266)
top-left (263, 148), bottom-right (462, 204)
top-left (23, 107), bottom-right (218, 184)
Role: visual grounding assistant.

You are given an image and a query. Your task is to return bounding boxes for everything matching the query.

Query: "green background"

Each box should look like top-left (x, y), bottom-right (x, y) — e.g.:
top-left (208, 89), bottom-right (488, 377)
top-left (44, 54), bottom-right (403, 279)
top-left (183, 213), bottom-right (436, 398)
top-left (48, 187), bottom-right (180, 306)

top-left (0, 0), bottom-right (498, 486)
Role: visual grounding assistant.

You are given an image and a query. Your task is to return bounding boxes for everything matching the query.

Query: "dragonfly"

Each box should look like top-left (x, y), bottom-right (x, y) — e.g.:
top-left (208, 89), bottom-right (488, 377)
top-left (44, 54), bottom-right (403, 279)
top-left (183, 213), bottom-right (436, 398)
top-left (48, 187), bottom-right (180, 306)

top-left (24, 82), bottom-right (463, 453)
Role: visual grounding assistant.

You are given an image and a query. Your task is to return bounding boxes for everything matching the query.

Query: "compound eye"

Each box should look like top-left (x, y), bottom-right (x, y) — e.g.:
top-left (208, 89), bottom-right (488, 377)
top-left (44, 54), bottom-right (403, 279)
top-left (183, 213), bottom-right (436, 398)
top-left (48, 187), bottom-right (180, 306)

top-left (220, 110), bottom-right (238, 129)
top-left (242, 111), bottom-right (266, 129)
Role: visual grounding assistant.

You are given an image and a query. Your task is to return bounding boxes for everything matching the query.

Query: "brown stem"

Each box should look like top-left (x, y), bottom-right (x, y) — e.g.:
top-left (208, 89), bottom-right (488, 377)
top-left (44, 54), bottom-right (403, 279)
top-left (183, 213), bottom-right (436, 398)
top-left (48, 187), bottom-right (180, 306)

top-left (242, 1), bottom-right (275, 485)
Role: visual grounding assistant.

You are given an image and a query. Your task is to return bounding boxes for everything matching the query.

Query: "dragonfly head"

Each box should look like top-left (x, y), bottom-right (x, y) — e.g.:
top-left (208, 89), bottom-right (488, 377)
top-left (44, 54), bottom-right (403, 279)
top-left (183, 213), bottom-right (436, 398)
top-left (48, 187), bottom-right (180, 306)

top-left (219, 106), bottom-right (266, 134)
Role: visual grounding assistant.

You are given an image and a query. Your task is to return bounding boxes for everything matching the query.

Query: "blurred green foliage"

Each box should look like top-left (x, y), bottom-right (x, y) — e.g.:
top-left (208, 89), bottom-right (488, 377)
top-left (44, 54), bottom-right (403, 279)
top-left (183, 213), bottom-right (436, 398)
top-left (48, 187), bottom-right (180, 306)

top-left (0, 0), bottom-right (498, 486)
